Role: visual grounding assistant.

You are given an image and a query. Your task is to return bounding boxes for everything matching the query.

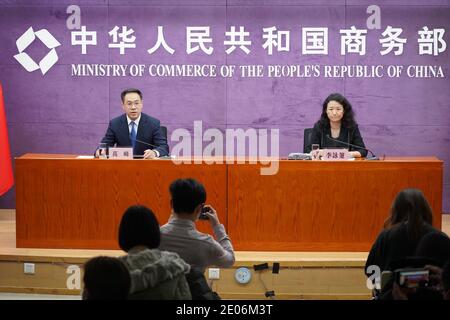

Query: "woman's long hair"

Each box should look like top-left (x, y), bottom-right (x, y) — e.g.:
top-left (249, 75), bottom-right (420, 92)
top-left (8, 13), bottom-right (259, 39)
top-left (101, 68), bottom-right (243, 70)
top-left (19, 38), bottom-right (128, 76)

top-left (383, 188), bottom-right (434, 241)
top-left (318, 93), bottom-right (357, 129)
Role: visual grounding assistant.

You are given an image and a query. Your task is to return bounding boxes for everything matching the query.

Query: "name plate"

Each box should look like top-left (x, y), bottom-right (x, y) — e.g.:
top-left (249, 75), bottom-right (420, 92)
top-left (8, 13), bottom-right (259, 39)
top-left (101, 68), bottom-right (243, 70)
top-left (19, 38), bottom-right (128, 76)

top-left (320, 148), bottom-right (350, 161)
top-left (108, 147), bottom-right (133, 159)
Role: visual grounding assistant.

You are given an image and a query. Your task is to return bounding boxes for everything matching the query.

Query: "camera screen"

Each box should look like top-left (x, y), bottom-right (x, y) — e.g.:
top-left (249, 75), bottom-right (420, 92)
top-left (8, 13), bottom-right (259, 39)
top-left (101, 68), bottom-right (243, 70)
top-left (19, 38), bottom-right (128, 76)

top-left (398, 270), bottom-right (429, 288)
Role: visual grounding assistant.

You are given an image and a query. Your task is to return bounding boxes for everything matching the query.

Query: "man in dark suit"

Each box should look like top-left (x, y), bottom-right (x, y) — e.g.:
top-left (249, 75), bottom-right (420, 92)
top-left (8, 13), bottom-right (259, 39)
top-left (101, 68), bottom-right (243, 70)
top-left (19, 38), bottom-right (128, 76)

top-left (96, 88), bottom-right (169, 159)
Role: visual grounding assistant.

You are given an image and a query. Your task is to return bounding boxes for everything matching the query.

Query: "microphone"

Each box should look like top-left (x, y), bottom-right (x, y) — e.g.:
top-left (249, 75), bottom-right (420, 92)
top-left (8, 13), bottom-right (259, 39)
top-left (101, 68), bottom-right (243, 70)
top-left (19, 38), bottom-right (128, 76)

top-left (130, 136), bottom-right (160, 150)
top-left (325, 135), bottom-right (379, 160)
top-left (130, 137), bottom-right (171, 159)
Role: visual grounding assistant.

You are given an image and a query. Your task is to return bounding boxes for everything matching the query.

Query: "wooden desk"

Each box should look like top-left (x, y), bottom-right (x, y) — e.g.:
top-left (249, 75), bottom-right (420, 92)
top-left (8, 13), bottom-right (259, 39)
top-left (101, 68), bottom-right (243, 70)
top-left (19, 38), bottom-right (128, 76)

top-left (228, 157), bottom-right (443, 251)
top-left (16, 154), bottom-right (442, 251)
top-left (15, 154), bottom-right (227, 249)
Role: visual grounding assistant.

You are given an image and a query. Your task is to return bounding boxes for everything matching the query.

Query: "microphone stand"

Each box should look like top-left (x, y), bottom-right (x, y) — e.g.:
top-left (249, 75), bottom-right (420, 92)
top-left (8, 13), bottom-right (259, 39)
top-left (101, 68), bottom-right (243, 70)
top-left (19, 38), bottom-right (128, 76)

top-left (130, 137), bottom-right (171, 159)
top-left (325, 135), bottom-right (379, 160)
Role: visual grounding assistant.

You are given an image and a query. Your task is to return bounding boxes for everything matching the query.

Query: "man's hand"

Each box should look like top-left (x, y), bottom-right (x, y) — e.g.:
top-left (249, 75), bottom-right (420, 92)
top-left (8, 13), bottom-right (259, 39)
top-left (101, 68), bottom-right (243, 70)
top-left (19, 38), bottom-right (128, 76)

top-left (143, 149), bottom-right (157, 159)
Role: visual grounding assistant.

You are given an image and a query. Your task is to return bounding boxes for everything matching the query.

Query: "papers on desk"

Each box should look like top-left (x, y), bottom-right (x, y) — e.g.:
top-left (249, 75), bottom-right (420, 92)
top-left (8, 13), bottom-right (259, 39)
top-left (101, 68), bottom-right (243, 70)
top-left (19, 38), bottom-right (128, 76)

top-left (288, 153), bottom-right (312, 160)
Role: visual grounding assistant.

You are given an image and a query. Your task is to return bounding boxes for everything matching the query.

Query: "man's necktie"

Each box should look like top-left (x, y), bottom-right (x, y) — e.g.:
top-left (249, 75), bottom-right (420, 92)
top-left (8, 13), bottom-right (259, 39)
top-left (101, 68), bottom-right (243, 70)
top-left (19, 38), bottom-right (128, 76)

top-left (130, 121), bottom-right (137, 150)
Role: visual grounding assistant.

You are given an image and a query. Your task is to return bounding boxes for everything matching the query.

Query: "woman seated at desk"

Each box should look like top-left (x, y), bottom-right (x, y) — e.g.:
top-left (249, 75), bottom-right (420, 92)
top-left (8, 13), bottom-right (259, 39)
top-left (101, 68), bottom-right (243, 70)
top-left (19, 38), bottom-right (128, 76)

top-left (306, 93), bottom-right (367, 158)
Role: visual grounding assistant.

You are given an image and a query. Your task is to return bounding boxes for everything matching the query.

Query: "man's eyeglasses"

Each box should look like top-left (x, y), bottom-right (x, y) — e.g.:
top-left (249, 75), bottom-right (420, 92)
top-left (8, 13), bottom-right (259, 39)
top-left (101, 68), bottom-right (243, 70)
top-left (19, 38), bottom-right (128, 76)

top-left (125, 101), bottom-right (142, 108)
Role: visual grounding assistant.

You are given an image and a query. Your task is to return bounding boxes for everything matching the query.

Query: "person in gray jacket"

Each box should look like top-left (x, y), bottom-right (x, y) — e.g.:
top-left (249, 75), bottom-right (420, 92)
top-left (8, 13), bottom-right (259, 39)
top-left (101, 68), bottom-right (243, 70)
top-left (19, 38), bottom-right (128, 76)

top-left (160, 178), bottom-right (235, 273)
top-left (118, 205), bottom-right (191, 300)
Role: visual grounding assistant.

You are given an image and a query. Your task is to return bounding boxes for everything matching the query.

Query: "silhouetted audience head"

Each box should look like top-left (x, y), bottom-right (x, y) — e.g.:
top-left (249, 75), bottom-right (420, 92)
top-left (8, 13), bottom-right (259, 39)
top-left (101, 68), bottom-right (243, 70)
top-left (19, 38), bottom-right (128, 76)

top-left (384, 188), bottom-right (433, 240)
top-left (169, 178), bottom-right (206, 215)
top-left (415, 232), bottom-right (450, 268)
top-left (118, 205), bottom-right (160, 252)
top-left (82, 256), bottom-right (131, 300)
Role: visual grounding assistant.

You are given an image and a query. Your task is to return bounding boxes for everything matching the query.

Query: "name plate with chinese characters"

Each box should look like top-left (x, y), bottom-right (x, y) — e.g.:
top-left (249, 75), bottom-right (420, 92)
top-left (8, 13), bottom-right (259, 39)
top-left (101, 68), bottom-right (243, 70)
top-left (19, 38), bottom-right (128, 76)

top-left (108, 147), bottom-right (133, 159)
top-left (321, 149), bottom-right (351, 161)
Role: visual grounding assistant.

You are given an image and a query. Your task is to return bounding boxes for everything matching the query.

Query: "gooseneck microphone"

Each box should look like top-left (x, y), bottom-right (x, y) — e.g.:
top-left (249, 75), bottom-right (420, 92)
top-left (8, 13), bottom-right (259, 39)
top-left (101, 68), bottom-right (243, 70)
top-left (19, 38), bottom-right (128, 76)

top-left (325, 135), bottom-right (379, 160)
top-left (130, 137), bottom-right (171, 159)
top-left (130, 136), bottom-right (160, 150)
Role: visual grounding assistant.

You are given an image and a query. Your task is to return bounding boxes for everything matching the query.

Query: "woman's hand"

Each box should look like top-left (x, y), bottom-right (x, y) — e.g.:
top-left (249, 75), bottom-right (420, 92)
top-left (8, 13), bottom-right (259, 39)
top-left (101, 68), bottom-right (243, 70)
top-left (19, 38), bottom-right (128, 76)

top-left (349, 151), bottom-right (362, 158)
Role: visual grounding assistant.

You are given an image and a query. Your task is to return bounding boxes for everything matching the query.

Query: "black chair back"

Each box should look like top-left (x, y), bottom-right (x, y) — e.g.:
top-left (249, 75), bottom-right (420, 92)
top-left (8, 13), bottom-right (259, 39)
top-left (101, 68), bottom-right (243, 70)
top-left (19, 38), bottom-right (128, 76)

top-left (303, 128), bottom-right (313, 153)
top-left (160, 125), bottom-right (168, 141)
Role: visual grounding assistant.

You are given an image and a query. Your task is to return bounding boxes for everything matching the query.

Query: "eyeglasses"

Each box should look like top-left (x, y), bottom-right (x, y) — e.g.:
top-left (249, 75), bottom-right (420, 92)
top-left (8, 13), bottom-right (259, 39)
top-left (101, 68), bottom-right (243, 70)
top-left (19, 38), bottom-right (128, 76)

top-left (125, 101), bottom-right (142, 108)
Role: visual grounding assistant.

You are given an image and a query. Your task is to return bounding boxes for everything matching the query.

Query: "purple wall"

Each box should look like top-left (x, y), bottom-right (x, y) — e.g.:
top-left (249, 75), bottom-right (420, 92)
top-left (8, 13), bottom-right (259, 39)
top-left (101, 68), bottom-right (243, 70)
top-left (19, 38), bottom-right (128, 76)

top-left (0, 0), bottom-right (449, 212)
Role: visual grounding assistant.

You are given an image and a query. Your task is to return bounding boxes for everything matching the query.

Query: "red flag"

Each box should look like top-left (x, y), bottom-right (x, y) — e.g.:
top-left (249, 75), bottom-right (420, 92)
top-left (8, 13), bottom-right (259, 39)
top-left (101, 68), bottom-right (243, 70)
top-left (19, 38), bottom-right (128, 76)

top-left (0, 83), bottom-right (14, 195)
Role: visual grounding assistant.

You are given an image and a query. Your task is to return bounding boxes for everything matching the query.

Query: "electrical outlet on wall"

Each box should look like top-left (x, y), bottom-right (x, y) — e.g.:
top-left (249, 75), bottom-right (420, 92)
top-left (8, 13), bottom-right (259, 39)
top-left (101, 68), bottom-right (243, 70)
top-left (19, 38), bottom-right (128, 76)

top-left (208, 268), bottom-right (220, 280)
top-left (24, 263), bottom-right (35, 274)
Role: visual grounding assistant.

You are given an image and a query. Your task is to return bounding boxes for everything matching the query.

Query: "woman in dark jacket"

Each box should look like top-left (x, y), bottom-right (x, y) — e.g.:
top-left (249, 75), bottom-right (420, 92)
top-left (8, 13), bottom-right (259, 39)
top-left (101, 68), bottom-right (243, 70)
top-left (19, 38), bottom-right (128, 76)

top-left (306, 93), bottom-right (367, 158)
top-left (366, 188), bottom-right (437, 275)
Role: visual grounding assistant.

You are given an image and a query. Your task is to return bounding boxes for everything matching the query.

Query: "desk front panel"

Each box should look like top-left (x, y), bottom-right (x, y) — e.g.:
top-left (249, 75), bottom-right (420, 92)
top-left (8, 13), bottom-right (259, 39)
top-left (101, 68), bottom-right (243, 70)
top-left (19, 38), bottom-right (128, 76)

top-left (16, 156), bottom-right (227, 249)
top-left (227, 159), bottom-right (443, 251)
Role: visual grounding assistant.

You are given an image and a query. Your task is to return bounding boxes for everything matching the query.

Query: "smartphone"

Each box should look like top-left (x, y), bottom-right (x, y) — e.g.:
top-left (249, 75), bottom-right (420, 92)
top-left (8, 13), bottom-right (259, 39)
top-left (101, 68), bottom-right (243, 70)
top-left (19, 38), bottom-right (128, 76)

top-left (394, 268), bottom-right (429, 289)
top-left (199, 206), bottom-right (210, 220)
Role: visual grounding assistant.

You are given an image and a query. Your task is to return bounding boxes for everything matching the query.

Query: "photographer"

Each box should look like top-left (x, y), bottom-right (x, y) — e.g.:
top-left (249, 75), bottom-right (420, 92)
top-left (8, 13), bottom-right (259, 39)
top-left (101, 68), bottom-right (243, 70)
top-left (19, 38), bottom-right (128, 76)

top-left (159, 178), bottom-right (235, 272)
top-left (366, 189), bottom-right (437, 280)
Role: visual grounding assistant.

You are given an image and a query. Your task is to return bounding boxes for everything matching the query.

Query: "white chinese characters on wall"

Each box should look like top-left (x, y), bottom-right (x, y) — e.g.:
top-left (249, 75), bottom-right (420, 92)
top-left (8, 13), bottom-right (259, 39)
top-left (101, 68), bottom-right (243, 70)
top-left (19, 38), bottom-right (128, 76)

top-left (70, 25), bottom-right (447, 57)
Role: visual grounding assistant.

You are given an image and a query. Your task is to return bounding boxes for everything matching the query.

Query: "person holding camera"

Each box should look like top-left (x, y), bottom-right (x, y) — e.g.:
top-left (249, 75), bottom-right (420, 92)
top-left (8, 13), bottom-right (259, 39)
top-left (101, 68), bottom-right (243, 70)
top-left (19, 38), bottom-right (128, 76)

top-left (391, 232), bottom-right (450, 300)
top-left (365, 188), bottom-right (441, 299)
top-left (159, 178), bottom-right (235, 273)
top-left (365, 188), bottom-right (437, 276)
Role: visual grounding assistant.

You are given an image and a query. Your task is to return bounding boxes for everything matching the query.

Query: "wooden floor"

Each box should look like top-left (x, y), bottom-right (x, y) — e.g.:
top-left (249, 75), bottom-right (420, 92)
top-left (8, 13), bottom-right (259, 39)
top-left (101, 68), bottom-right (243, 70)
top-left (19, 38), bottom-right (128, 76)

top-left (1, 209), bottom-right (449, 299)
